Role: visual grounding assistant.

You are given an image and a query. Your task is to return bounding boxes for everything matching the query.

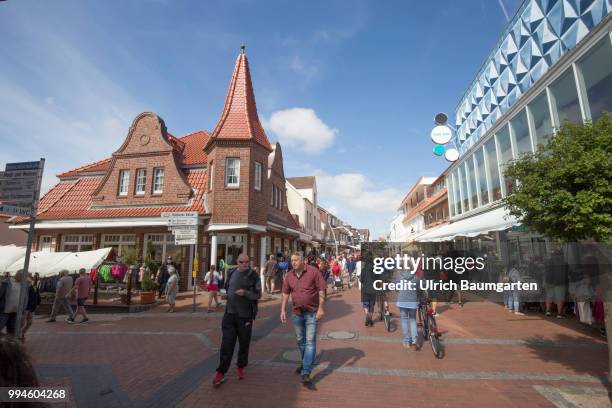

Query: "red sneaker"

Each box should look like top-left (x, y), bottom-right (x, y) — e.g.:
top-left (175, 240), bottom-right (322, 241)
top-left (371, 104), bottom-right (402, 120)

top-left (212, 371), bottom-right (225, 387)
top-left (237, 367), bottom-right (245, 380)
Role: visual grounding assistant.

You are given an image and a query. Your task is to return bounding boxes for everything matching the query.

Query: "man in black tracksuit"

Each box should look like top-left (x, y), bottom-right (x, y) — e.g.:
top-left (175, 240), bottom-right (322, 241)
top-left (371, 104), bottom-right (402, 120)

top-left (212, 253), bottom-right (261, 386)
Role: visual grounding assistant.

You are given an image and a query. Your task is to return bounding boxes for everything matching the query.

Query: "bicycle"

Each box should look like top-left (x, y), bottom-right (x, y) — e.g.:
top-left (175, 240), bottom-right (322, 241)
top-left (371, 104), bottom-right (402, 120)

top-left (376, 291), bottom-right (392, 332)
top-left (417, 297), bottom-right (443, 358)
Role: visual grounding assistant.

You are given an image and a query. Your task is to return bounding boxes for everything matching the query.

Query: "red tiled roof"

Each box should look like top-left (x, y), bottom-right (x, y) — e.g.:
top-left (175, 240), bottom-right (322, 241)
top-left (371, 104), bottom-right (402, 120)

top-left (57, 131), bottom-right (210, 178)
top-left (179, 131), bottom-right (210, 165)
top-left (210, 51), bottom-right (272, 150)
top-left (22, 170), bottom-right (208, 221)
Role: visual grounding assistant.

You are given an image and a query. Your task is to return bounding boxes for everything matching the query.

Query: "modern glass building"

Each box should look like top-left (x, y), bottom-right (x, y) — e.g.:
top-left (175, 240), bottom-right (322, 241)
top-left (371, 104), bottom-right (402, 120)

top-left (417, 1), bottom-right (611, 275)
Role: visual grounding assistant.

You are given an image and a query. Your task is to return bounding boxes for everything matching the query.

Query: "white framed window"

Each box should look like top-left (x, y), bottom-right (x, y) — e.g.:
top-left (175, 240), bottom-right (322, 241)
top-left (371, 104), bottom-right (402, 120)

top-left (153, 167), bottom-right (164, 193)
top-left (143, 233), bottom-right (183, 264)
top-left (271, 184), bottom-right (275, 206)
top-left (102, 234), bottom-right (136, 256)
top-left (225, 158), bottom-right (240, 187)
top-left (62, 234), bottom-right (94, 252)
top-left (118, 170), bottom-right (129, 196)
top-left (209, 162), bottom-right (214, 191)
top-left (39, 236), bottom-right (53, 252)
top-left (254, 162), bottom-right (262, 191)
top-left (135, 168), bottom-right (146, 195)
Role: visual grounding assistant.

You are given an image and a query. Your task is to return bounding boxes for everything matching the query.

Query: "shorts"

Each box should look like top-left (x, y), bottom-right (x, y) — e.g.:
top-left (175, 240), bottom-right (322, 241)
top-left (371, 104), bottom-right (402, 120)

top-left (206, 284), bottom-right (219, 292)
top-left (77, 298), bottom-right (87, 307)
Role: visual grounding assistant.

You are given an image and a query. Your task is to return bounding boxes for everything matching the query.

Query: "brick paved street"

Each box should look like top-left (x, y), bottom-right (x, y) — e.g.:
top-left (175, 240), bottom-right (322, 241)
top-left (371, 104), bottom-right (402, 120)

top-left (25, 287), bottom-right (610, 408)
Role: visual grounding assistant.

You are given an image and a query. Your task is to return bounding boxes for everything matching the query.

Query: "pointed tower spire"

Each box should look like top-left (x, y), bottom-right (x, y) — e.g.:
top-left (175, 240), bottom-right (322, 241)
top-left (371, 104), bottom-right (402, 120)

top-left (210, 47), bottom-right (272, 150)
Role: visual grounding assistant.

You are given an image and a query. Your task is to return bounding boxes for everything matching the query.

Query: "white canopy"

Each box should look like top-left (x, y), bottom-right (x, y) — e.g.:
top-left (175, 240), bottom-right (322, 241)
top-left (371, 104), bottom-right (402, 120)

top-left (0, 245), bottom-right (28, 272)
top-left (4, 247), bottom-right (112, 277)
top-left (416, 206), bottom-right (521, 242)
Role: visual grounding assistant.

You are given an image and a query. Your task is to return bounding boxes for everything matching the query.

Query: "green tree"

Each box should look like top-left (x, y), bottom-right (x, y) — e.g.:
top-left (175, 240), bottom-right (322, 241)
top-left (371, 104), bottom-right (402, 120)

top-left (504, 114), bottom-right (612, 241)
top-left (503, 113), bottom-right (612, 378)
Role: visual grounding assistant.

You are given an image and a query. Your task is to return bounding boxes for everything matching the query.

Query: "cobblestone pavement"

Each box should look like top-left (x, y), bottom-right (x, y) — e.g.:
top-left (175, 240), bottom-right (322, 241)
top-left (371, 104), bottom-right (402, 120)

top-left (23, 288), bottom-right (610, 408)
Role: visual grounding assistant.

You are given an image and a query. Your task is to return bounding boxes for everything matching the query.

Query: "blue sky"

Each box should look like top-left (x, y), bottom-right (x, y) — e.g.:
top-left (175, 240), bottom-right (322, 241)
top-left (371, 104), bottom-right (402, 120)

top-left (0, 0), bottom-right (521, 239)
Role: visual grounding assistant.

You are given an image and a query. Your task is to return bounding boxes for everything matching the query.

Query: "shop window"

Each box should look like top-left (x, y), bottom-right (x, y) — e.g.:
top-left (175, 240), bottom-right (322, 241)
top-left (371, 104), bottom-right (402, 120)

top-left (153, 167), bottom-right (164, 193)
top-left (510, 108), bottom-right (532, 156)
top-left (459, 164), bottom-right (469, 212)
top-left (135, 168), bottom-right (146, 195)
top-left (254, 161), bottom-right (262, 191)
top-left (39, 236), bottom-right (53, 252)
top-left (62, 235), bottom-right (93, 252)
top-left (550, 68), bottom-right (582, 126)
top-left (528, 91), bottom-right (553, 148)
top-left (225, 158), bottom-right (240, 187)
top-left (102, 234), bottom-right (136, 257)
top-left (484, 138), bottom-right (502, 201)
top-left (118, 170), bottom-right (129, 196)
top-left (466, 159), bottom-right (478, 210)
top-left (474, 148), bottom-right (489, 205)
top-left (577, 37), bottom-right (612, 121)
top-left (496, 125), bottom-right (514, 195)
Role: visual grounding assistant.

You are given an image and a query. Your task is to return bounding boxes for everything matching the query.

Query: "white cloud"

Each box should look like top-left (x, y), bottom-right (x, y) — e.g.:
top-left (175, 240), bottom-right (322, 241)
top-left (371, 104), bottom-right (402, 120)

top-left (314, 171), bottom-right (404, 239)
top-left (265, 108), bottom-right (337, 154)
top-left (289, 55), bottom-right (319, 78)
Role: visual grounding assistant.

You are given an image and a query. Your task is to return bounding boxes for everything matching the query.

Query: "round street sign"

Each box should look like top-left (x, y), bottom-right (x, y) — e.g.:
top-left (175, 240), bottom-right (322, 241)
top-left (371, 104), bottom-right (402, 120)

top-left (431, 125), bottom-right (453, 145)
top-left (434, 112), bottom-right (448, 125)
top-left (433, 145), bottom-right (445, 156)
top-left (444, 148), bottom-right (459, 162)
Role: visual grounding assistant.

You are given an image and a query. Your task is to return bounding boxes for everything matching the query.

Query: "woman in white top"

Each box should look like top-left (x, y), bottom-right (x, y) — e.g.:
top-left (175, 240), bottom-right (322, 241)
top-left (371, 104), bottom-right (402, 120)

top-left (204, 264), bottom-right (222, 313)
top-left (165, 266), bottom-right (179, 313)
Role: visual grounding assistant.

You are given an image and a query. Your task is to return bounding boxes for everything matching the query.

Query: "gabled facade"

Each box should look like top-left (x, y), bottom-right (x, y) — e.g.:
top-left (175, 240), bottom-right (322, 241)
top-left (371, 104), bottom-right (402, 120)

top-left (10, 48), bottom-right (303, 289)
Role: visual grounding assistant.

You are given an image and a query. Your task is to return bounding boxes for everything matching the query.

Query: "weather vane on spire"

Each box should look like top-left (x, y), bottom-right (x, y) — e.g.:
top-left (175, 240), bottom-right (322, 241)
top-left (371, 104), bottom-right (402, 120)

top-left (240, 43), bottom-right (246, 54)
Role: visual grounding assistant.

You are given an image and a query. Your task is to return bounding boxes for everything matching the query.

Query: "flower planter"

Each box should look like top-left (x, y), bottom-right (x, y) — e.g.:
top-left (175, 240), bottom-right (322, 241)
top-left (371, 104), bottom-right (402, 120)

top-left (140, 291), bottom-right (156, 304)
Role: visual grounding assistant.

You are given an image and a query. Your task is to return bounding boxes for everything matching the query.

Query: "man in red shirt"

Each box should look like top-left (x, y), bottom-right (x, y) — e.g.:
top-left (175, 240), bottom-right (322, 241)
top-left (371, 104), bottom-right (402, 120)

top-left (67, 268), bottom-right (91, 324)
top-left (280, 252), bottom-right (327, 384)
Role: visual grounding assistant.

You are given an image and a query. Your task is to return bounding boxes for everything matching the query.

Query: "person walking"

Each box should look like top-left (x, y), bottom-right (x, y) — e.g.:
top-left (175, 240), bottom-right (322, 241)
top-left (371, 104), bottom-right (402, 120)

top-left (277, 256), bottom-right (289, 282)
top-left (67, 268), bottom-right (91, 324)
top-left (396, 269), bottom-right (420, 350)
top-left (157, 256), bottom-right (174, 299)
top-left (544, 249), bottom-right (569, 318)
top-left (0, 271), bottom-right (28, 336)
top-left (263, 255), bottom-right (278, 294)
top-left (165, 266), bottom-right (179, 313)
top-left (204, 264), bottom-right (222, 313)
top-left (280, 252), bottom-right (327, 384)
top-left (212, 254), bottom-right (261, 387)
top-left (21, 273), bottom-right (41, 341)
top-left (46, 270), bottom-right (74, 323)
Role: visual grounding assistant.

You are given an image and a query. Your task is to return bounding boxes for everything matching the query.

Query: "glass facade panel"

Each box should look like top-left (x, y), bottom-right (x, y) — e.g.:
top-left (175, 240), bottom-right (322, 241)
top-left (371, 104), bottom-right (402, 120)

top-left (496, 125), bottom-right (515, 195)
top-left (459, 164), bottom-right (469, 212)
top-left (466, 159), bottom-right (478, 209)
top-left (448, 176), bottom-right (455, 218)
top-left (453, 171), bottom-right (462, 215)
top-left (474, 148), bottom-right (489, 205)
top-left (550, 69), bottom-right (582, 125)
top-left (578, 37), bottom-right (612, 121)
top-left (528, 91), bottom-right (553, 148)
top-left (510, 109), bottom-right (532, 156)
top-left (484, 138), bottom-right (502, 201)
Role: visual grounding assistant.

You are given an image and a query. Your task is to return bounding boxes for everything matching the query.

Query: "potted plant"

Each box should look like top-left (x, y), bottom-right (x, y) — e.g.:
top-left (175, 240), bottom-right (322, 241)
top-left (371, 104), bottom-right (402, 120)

top-left (139, 276), bottom-right (159, 304)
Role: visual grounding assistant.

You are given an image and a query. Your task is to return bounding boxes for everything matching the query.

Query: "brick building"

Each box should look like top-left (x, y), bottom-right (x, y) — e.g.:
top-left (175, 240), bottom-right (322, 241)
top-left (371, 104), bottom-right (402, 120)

top-left (9, 48), bottom-right (302, 289)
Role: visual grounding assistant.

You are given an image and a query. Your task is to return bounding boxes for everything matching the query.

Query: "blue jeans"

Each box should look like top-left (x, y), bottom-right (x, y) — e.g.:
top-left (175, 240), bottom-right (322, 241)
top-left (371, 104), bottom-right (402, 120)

top-left (399, 307), bottom-right (418, 345)
top-left (292, 311), bottom-right (318, 375)
top-left (505, 289), bottom-right (520, 312)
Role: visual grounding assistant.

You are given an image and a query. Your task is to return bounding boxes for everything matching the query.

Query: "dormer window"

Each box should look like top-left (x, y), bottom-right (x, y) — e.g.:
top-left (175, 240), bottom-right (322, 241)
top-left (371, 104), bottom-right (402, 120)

top-left (153, 167), bottom-right (164, 193)
top-left (118, 170), bottom-right (129, 196)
